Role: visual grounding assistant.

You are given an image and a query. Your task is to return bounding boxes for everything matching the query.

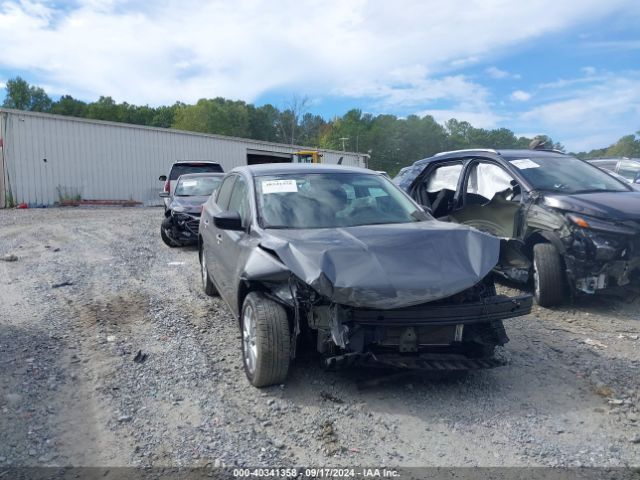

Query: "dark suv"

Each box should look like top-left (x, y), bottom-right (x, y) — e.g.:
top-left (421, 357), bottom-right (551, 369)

top-left (159, 161), bottom-right (224, 209)
top-left (395, 149), bottom-right (640, 306)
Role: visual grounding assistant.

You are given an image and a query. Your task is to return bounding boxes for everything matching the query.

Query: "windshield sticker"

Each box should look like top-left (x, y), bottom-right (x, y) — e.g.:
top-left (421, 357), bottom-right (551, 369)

top-left (510, 159), bottom-right (540, 170)
top-left (262, 179), bottom-right (298, 194)
top-left (181, 180), bottom-right (198, 187)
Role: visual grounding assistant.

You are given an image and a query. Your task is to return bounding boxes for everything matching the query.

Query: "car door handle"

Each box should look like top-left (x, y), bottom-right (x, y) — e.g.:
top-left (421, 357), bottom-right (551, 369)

top-left (216, 234), bottom-right (222, 244)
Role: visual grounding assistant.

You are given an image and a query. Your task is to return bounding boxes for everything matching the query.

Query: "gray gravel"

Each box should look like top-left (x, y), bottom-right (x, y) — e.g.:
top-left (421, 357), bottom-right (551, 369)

top-left (1, 207), bottom-right (639, 468)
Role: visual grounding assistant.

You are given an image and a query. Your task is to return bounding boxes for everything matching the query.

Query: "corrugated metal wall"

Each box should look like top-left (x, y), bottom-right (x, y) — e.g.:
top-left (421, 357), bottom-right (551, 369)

top-left (0, 109), bottom-right (367, 207)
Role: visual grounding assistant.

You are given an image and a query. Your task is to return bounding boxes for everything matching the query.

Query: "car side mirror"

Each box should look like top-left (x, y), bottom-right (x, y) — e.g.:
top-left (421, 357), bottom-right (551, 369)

top-left (214, 211), bottom-right (243, 231)
top-left (159, 175), bottom-right (167, 182)
top-left (159, 192), bottom-right (169, 198)
top-left (634, 172), bottom-right (640, 184)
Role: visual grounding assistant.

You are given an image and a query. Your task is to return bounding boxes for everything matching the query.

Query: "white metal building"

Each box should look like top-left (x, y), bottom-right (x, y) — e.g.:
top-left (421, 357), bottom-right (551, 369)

top-left (0, 108), bottom-right (368, 208)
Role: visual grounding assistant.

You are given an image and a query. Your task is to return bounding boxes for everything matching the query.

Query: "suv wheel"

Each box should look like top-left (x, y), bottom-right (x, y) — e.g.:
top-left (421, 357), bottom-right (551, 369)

top-left (200, 249), bottom-right (218, 296)
top-left (241, 292), bottom-right (290, 387)
top-left (533, 243), bottom-right (565, 307)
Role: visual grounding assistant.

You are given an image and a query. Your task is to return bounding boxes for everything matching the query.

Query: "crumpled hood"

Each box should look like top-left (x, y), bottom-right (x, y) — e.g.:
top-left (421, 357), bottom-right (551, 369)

top-left (544, 192), bottom-right (640, 221)
top-left (260, 221), bottom-right (500, 309)
top-left (170, 195), bottom-right (209, 213)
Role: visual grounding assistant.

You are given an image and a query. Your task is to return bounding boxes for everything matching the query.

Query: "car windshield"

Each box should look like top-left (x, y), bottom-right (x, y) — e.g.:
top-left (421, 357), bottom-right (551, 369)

top-left (174, 176), bottom-right (222, 196)
top-left (255, 172), bottom-right (427, 229)
top-left (507, 156), bottom-right (629, 194)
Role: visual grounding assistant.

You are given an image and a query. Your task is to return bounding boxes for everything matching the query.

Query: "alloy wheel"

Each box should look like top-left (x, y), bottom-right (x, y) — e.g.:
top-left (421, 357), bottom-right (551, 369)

top-left (242, 305), bottom-right (257, 375)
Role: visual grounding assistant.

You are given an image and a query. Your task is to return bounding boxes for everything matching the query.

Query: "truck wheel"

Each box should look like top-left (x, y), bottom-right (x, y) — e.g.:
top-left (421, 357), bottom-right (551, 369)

top-left (200, 249), bottom-right (218, 296)
top-left (533, 243), bottom-right (565, 307)
top-left (241, 292), bottom-right (290, 387)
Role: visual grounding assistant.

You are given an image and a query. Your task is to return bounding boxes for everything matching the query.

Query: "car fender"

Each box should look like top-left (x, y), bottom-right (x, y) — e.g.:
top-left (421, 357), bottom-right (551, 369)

top-left (525, 230), bottom-right (566, 256)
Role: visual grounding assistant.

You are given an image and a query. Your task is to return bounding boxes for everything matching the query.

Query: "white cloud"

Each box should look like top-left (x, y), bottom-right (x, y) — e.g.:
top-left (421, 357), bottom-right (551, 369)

top-left (510, 90), bottom-right (531, 101)
top-left (0, 0), bottom-right (638, 106)
top-left (485, 67), bottom-right (521, 79)
top-left (581, 66), bottom-right (597, 76)
top-left (450, 56), bottom-right (480, 68)
top-left (518, 73), bottom-right (640, 150)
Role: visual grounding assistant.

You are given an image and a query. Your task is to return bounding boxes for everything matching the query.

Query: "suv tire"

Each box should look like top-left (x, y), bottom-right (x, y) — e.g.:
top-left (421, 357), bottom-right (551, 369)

top-left (241, 292), bottom-right (290, 387)
top-left (533, 243), bottom-right (565, 307)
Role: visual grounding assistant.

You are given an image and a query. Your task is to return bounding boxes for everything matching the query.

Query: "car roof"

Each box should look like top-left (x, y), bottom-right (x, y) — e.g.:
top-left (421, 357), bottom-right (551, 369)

top-left (177, 172), bottom-right (224, 179)
top-left (172, 161), bottom-right (221, 166)
top-left (232, 163), bottom-right (376, 176)
top-left (414, 148), bottom-right (569, 166)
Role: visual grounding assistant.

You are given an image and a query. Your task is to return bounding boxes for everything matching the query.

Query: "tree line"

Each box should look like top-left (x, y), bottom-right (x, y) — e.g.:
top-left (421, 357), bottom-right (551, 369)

top-left (3, 76), bottom-right (637, 174)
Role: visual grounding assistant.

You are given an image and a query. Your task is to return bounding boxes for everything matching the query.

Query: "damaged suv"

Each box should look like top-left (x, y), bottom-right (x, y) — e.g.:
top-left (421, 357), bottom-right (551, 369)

top-left (395, 149), bottom-right (640, 307)
top-left (199, 164), bottom-right (532, 387)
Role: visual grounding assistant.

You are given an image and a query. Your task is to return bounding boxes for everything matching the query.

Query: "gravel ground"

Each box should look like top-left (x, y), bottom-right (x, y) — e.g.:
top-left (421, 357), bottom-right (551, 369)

top-left (1, 207), bottom-right (639, 469)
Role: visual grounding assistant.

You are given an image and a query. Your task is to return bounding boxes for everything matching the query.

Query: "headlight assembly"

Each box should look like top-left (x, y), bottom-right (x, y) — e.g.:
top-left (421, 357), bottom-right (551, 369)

top-left (566, 214), bottom-right (637, 235)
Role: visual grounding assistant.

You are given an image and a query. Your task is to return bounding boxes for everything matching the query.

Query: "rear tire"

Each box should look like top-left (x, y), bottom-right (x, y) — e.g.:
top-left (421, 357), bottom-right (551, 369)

top-left (200, 249), bottom-right (218, 296)
top-left (241, 292), bottom-right (290, 387)
top-left (533, 243), bottom-right (565, 307)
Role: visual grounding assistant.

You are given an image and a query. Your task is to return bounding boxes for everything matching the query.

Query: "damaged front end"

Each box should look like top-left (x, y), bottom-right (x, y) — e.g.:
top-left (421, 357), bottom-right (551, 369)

top-left (263, 273), bottom-right (532, 371)
top-left (562, 215), bottom-right (640, 294)
top-left (162, 208), bottom-right (201, 245)
top-left (238, 222), bottom-right (532, 372)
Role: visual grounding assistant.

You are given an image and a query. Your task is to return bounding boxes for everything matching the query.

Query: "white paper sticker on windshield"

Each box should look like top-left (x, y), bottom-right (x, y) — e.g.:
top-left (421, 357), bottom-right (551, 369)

top-left (509, 159), bottom-right (540, 170)
top-left (262, 179), bottom-right (298, 194)
top-left (181, 180), bottom-right (198, 187)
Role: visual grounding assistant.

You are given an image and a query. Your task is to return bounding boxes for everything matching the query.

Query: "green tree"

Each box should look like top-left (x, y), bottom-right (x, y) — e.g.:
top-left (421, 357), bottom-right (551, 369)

top-left (172, 98), bottom-right (250, 137)
top-left (248, 104), bottom-right (280, 142)
top-left (605, 134), bottom-right (640, 158)
top-left (50, 95), bottom-right (87, 117)
top-left (2, 76), bottom-right (52, 112)
top-left (85, 96), bottom-right (120, 121)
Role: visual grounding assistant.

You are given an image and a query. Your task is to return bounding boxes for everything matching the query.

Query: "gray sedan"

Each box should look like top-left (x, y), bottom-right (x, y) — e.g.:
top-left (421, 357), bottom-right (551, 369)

top-left (198, 164), bottom-right (531, 387)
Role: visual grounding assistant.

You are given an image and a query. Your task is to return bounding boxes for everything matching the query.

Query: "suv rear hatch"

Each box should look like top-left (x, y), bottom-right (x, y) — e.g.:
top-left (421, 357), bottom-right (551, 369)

top-left (166, 162), bottom-right (223, 196)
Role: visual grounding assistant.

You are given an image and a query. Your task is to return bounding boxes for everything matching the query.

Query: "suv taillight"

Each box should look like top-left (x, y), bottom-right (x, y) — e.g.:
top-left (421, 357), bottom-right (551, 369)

top-left (164, 180), bottom-right (170, 192)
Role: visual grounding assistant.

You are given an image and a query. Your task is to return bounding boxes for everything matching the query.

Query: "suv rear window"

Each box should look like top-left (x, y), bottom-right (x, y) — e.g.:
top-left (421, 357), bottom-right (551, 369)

top-left (170, 163), bottom-right (223, 180)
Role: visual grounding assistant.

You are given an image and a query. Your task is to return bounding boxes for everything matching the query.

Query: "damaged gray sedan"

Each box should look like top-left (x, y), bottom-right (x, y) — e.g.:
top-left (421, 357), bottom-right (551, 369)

top-left (198, 164), bottom-right (532, 387)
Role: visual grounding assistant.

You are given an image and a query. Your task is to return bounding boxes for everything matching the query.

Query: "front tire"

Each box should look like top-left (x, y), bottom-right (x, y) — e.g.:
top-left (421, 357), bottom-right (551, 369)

top-left (241, 292), bottom-right (290, 387)
top-left (533, 243), bottom-right (565, 307)
top-left (161, 219), bottom-right (179, 247)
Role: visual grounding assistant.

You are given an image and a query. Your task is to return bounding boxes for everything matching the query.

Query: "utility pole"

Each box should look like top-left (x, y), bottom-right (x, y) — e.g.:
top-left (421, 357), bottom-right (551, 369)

top-left (339, 137), bottom-right (349, 151)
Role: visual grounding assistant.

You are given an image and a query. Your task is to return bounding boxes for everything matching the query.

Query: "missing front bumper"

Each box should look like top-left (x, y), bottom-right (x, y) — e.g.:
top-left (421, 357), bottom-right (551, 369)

top-left (324, 352), bottom-right (506, 371)
top-left (350, 294), bottom-right (533, 326)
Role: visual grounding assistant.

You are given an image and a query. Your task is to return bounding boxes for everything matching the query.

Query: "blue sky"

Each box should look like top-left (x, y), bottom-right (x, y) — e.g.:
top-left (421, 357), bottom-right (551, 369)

top-left (1, 0), bottom-right (639, 152)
